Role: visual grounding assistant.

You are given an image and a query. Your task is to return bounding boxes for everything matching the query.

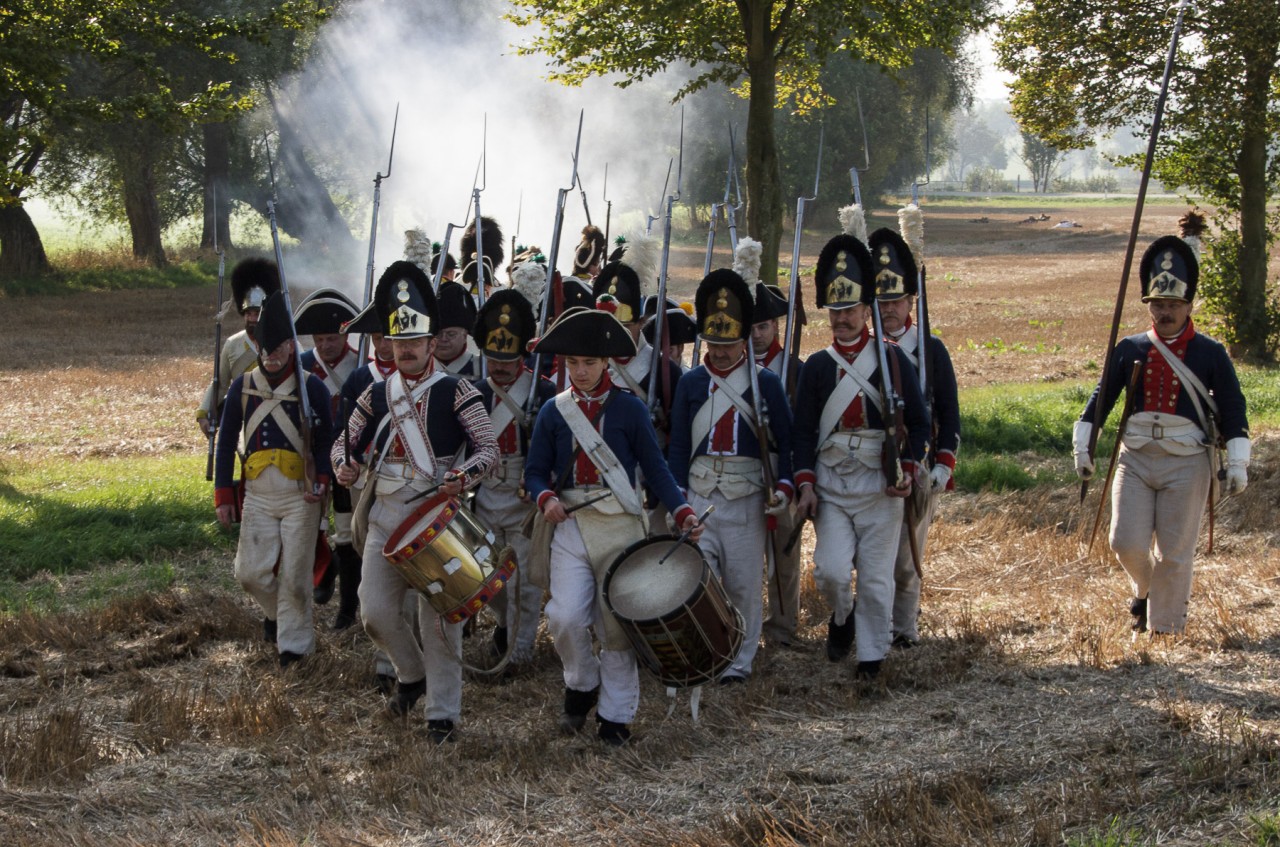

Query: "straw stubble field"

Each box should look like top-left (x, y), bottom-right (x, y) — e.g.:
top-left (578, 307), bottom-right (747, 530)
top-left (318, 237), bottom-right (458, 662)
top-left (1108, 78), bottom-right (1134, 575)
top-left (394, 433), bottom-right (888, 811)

top-left (1, 201), bottom-right (1278, 846)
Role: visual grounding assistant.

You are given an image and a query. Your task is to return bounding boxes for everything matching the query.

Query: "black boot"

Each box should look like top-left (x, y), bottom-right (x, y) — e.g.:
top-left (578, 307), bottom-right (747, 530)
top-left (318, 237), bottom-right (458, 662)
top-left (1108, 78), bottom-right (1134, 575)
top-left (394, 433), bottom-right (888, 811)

top-left (314, 547), bottom-right (337, 606)
top-left (388, 678), bottom-right (427, 718)
top-left (332, 543), bottom-right (363, 631)
top-left (490, 626), bottom-right (509, 659)
top-left (427, 719), bottom-right (456, 745)
top-left (855, 659), bottom-right (882, 680)
top-left (1130, 597), bottom-right (1149, 633)
top-left (263, 618), bottom-right (278, 644)
top-left (826, 613), bottom-right (854, 662)
top-left (597, 717), bottom-right (631, 747)
top-left (559, 686), bottom-right (599, 734)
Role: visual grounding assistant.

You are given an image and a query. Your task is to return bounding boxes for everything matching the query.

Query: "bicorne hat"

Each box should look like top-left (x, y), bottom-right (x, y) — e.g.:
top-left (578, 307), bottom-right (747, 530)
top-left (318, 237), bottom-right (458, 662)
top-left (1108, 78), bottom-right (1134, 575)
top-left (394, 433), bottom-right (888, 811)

top-left (533, 307), bottom-right (637, 359)
top-left (253, 291), bottom-right (295, 354)
top-left (754, 284), bottom-right (789, 322)
top-left (293, 288), bottom-right (359, 336)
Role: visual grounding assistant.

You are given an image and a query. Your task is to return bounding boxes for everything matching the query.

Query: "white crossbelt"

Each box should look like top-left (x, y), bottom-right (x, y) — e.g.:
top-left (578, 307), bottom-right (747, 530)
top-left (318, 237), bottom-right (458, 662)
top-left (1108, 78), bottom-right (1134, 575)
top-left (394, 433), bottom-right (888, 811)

top-left (554, 390), bottom-right (644, 516)
top-left (241, 369), bottom-right (305, 455)
top-left (689, 364), bottom-right (758, 455)
top-left (488, 371), bottom-right (532, 448)
top-left (386, 369), bottom-right (449, 477)
top-left (818, 344), bottom-right (883, 448)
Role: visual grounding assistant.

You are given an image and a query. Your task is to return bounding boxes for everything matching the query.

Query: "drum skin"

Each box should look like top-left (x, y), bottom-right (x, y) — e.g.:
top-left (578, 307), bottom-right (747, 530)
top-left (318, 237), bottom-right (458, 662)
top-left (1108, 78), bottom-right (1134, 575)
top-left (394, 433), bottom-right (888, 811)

top-left (383, 492), bottom-right (518, 624)
top-left (602, 535), bottom-right (744, 688)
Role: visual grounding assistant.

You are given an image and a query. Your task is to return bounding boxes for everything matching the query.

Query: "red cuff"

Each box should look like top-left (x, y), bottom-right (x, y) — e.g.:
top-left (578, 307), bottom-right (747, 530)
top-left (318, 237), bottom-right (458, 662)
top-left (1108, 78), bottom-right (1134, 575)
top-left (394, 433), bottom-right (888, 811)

top-left (673, 505), bottom-right (696, 527)
top-left (215, 487), bottom-right (236, 508)
top-left (316, 473), bottom-right (330, 487)
top-left (536, 490), bottom-right (558, 509)
top-left (795, 470), bottom-right (816, 489)
top-left (936, 450), bottom-right (956, 470)
top-left (902, 460), bottom-right (917, 477)
top-left (777, 481), bottom-right (795, 501)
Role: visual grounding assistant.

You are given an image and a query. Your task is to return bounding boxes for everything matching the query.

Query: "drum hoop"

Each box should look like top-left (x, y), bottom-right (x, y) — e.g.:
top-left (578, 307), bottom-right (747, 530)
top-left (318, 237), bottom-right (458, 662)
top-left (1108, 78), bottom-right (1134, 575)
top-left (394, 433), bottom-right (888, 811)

top-left (382, 490), bottom-right (459, 561)
top-left (602, 534), bottom-right (708, 626)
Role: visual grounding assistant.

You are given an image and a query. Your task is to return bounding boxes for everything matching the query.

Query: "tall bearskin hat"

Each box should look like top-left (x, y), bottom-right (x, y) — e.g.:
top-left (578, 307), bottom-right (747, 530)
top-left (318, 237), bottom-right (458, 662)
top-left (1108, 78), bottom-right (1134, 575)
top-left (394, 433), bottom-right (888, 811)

top-left (867, 228), bottom-right (919, 302)
top-left (644, 307), bottom-right (698, 347)
top-left (696, 269), bottom-right (754, 344)
top-left (436, 280), bottom-right (478, 331)
top-left (534, 307), bottom-right (637, 359)
top-left (1140, 235), bottom-right (1198, 303)
top-left (375, 260), bottom-right (438, 339)
top-left (754, 283), bottom-right (789, 322)
top-left (473, 288), bottom-right (536, 362)
top-left (253, 291), bottom-right (295, 354)
top-left (231, 257), bottom-right (281, 315)
top-left (815, 234), bottom-right (874, 309)
top-left (293, 288), bottom-right (359, 336)
top-left (460, 216), bottom-right (505, 290)
top-left (572, 225), bottom-right (607, 275)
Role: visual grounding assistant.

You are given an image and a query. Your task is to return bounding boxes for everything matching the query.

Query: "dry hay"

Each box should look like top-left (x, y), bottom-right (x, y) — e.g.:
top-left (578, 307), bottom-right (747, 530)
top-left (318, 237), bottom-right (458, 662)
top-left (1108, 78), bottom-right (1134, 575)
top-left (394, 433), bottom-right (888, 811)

top-left (2, 201), bottom-right (1279, 845)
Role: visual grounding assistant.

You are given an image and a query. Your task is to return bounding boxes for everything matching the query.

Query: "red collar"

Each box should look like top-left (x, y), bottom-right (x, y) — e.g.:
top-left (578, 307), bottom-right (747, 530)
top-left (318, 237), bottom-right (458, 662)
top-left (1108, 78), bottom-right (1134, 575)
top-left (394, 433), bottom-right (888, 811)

top-left (704, 352), bottom-right (746, 378)
top-left (322, 345), bottom-right (353, 369)
top-left (833, 326), bottom-right (871, 356)
top-left (571, 371), bottom-right (613, 402)
top-left (1154, 317), bottom-right (1196, 344)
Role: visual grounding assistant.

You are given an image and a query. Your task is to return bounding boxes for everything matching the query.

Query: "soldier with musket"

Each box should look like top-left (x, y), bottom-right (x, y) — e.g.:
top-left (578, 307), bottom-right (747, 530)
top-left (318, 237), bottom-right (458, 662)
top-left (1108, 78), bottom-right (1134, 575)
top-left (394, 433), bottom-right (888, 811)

top-left (434, 279), bottom-right (480, 377)
top-left (792, 233), bottom-right (931, 679)
top-left (667, 268), bottom-right (794, 683)
top-left (865, 228), bottom-right (961, 649)
top-left (214, 290), bottom-right (333, 668)
top-left (1074, 233), bottom-right (1250, 635)
top-left (524, 307), bottom-right (704, 746)
top-left (294, 289), bottom-right (361, 611)
top-left (198, 258), bottom-right (280, 435)
top-left (471, 289), bottom-right (557, 664)
top-left (331, 261), bottom-right (498, 743)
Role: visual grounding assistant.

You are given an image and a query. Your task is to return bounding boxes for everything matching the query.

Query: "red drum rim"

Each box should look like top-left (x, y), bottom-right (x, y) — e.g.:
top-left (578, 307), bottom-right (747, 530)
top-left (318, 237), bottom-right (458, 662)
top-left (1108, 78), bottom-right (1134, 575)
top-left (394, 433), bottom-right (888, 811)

top-left (382, 490), bottom-right (459, 564)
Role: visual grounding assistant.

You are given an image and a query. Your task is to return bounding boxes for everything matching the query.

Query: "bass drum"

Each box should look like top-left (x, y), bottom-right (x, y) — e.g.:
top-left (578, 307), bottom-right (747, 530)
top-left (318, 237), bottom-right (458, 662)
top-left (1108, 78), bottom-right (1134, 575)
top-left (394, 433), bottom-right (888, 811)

top-left (383, 491), bottom-right (517, 624)
top-left (602, 535), bottom-right (743, 688)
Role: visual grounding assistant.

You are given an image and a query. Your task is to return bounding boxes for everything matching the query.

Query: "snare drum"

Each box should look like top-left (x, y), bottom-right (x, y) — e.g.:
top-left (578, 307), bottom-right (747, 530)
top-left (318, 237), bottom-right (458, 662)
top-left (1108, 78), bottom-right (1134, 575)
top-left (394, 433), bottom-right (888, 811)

top-left (602, 535), bottom-right (743, 688)
top-left (383, 491), bottom-right (518, 624)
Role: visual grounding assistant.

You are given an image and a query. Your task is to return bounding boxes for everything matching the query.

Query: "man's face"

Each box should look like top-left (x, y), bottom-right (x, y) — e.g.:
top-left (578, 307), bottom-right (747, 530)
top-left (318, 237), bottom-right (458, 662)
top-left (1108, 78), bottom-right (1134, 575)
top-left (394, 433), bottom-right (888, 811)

top-left (565, 356), bottom-right (607, 392)
top-left (624, 321), bottom-right (644, 345)
top-left (261, 338), bottom-right (295, 374)
top-left (371, 333), bottom-right (393, 361)
top-left (435, 326), bottom-right (469, 362)
top-left (829, 304), bottom-right (869, 343)
top-left (485, 356), bottom-right (522, 384)
top-left (750, 319), bottom-right (778, 355)
top-left (392, 336), bottom-right (436, 374)
top-left (877, 297), bottom-right (913, 336)
top-left (1149, 299), bottom-right (1193, 336)
top-left (312, 333), bottom-right (346, 362)
top-left (244, 308), bottom-right (261, 335)
top-left (705, 340), bottom-right (745, 371)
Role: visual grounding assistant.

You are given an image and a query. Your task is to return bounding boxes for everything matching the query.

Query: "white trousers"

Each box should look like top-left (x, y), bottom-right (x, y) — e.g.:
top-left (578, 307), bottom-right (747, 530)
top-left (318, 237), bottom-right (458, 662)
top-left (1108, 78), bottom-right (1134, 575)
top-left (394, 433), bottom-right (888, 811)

top-left (812, 462), bottom-right (903, 663)
top-left (236, 465), bottom-right (320, 656)
top-left (1109, 443), bottom-right (1211, 634)
top-left (688, 488), bottom-right (766, 677)
top-left (360, 487), bottom-right (463, 721)
top-left (545, 518), bottom-right (640, 725)
top-left (475, 483), bottom-right (543, 661)
top-left (892, 492), bottom-right (938, 641)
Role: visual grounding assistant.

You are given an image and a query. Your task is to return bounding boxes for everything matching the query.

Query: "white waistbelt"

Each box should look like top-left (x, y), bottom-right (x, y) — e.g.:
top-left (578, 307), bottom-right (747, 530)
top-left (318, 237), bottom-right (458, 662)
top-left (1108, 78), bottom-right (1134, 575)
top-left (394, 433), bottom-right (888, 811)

top-left (1124, 420), bottom-right (1203, 442)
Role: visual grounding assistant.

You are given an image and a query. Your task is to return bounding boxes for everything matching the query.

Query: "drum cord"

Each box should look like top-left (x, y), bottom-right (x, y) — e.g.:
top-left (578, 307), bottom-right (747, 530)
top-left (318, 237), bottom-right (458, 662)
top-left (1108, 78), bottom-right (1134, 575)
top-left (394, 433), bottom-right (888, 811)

top-left (428, 590), bottom-right (523, 678)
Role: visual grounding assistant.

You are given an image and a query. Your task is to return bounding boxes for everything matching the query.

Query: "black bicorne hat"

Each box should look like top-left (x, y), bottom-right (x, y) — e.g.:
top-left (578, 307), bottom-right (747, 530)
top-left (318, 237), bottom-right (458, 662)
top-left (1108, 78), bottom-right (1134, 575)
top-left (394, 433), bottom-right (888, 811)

top-left (592, 262), bottom-right (643, 324)
top-left (231, 257), bottom-right (281, 315)
top-left (815, 234), bottom-right (874, 309)
top-left (560, 276), bottom-right (594, 313)
top-left (437, 280), bottom-right (478, 331)
top-left (432, 242), bottom-right (457, 277)
top-left (473, 288), bottom-right (536, 362)
top-left (294, 288), bottom-right (359, 335)
top-left (573, 225), bottom-right (607, 275)
top-left (867, 228), bottom-right (918, 301)
top-left (695, 269), bottom-right (754, 343)
top-left (1140, 235), bottom-right (1198, 303)
top-left (253, 291), bottom-right (295, 354)
top-left (460, 216), bottom-right (505, 289)
top-left (754, 283), bottom-right (789, 322)
top-left (643, 295), bottom-right (681, 319)
top-left (376, 260), bottom-right (438, 339)
top-left (643, 308), bottom-right (698, 346)
top-left (534, 307), bottom-right (637, 359)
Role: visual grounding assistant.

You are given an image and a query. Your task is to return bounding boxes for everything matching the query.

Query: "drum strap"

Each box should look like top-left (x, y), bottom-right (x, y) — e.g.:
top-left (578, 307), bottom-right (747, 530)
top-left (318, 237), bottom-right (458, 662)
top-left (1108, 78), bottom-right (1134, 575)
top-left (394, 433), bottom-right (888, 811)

top-left (241, 369), bottom-right (305, 456)
top-left (555, 390), bottom-right (643, 515)
top-left (387, 369), bottom-right (449, 477)
top-left (818, 344), bottom-right (882, 448)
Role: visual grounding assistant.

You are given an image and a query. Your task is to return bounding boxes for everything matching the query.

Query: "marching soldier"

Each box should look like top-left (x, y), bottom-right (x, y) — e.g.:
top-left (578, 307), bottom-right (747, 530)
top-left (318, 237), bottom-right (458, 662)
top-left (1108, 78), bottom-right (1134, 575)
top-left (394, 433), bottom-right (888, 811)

top-left (435, 280), bottom-right (480, 377)
top-left (198, 258), bottom-right (280, 436)
top-left (792, 232), bottom-right (930, 679)
top-left (294, 288), bottom-right (361, 609)
top-left (667, 268), bottom-right (794, 682)
top-left (751, 282), bottom-right (789, 376)
top-left (642, 296), bottom-right (696, 372)
top-left (214, 290), bottom-right (333, 667)
top-left (471, 289), bottom-right (557, 664)
top-left (571, 224), bottom-right (607, 281)
top-left (460, 216), bottom-right (504, 301)
top-left (1074, 233), bottom-right (1250, 635)
top-left (524, 307), bottom-right (703, 746)
top-left (331, 261), bottom-right (498, 742)
top-left (866, 227), bottom-right (961, 649)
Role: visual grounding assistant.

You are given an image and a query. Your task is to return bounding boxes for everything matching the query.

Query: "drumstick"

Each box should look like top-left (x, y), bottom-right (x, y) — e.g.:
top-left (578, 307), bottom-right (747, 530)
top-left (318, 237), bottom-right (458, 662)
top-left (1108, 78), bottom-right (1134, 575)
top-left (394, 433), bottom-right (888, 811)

top-left (657, 505), bottom-right (715, 565)
top-left (782, 515), bottom-right (807, 556)
top-left (563, 491), bottom-right (613, 514)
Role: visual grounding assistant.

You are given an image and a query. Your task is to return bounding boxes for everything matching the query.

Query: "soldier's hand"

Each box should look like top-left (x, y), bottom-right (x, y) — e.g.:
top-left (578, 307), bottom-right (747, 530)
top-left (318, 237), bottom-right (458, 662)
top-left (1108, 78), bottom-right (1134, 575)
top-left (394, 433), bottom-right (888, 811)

top-left (542, 497), bottom-right (568, 524)
top-left (680, 512), bottom-right (705, 544)
top-left (335, 461), bottom-right (361, 487)
top-left (1224, 437), bottom-right (1251, 496)
top-left (198, 417), bottom-right (213, 437)
top-left (304, 482), bottom-right (327, 504)
top-left (929, 464), bottom-right (952, 494)
top-left (215, 504), bottom-right (236, 528)
top-left (1072, 420), bottom-right (1094, 480)
top-left (441, 472), bottom-right (464, 498)
top-left (796, 484), bottom-right (818, 518)
top-left (885, 478), bottom-right (912, 499)
top-left (764, 489), bottom-right (790, 518)
top-left (1074, 452), bottom-right (1095, 481)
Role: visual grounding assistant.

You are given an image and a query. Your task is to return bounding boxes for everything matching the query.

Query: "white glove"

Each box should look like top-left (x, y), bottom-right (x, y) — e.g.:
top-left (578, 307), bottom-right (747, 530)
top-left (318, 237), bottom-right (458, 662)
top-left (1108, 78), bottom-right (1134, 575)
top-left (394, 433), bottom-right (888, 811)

top-left (1072, 420), bottom-right (1095, 481)
top-left (1224, 437), bottom-right (1251, 495)
top-left (764, 489), bottom-right (790, 518)
top-left (929, 464), bottom-right (952, 493)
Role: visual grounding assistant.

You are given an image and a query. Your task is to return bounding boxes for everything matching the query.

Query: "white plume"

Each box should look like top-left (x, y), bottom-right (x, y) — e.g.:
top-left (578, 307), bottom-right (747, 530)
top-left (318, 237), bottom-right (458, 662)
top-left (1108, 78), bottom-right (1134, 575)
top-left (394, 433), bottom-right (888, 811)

top-left (620, 231), bottom-right (661, 295)
top-left (510, 261), bottom-right (547, 306)
top-left (838, 204), bottom-right (867, 244)
top-left (898, 204), bottom-right (925, 265)
top-left (404, 227), bottom-right (434, 275)
top-left (732, 237), bottom-right (763, 287)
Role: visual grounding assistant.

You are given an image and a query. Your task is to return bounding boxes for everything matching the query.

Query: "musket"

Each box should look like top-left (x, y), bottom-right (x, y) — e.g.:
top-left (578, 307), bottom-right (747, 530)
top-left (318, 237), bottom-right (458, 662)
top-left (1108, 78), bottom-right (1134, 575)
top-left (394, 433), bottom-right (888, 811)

top-left (747, 311), bottom-right (784, 616)
top-left (578, 162), bottom-right (593, 226)
top-left (779, 122), bottom-right (824, 404)
top-left (723, 123), bottom-right (743, 252)
top-left (646, 159), bottom-right (673, 236)
top-left (1087, 360), bottom-right (1143, 551)
top-left (472, 116), bottom-right (489, 381)
top-left (526, 110), bottom-right (585, 418)
top-left (870, 298), bottom-right (908, 494)
top-left (1082, 0), bottom-right (1192, 505)
top-left (692, 147), bottom-right (733, 365)
top-left (602, 163), bottom-right (613, 248)
top-left (205, 188), bottom-right (226, 482)
top-left (431, 223), bottom-right (461, 293)
top-left (648, 109), bottom-right (683, 429)
top-left (911, 110), bottom-right (932, 399)
top-left (511, 190), bottom-right (522, 263)
top-left (264, 134), bottom-right (317, 494)
top-left (358, 104), bottom-right (399, 366)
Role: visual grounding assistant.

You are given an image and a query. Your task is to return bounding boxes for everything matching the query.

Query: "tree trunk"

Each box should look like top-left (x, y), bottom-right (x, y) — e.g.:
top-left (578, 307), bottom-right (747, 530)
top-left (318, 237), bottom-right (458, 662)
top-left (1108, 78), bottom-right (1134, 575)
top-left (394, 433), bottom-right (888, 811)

top-left (0, 202), bottom-right (50, 279)
top-left (269, 96), bottom-right (355, 254)
top-left (742, 2), bottom-right (783, 286)
top-left (202, 121), bottom-right (233, 251)
top-left (119, 147), bottom-right (168, 267)
top-left (1235, 59), bottom-right (1272, 361)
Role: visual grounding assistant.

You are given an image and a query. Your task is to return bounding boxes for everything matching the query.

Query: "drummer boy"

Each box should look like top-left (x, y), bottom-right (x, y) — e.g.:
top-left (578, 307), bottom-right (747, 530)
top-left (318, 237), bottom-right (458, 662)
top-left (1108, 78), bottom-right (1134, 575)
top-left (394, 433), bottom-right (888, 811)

top-left (524, 307), bottom-right (704, 747)
top-left (331, 261), bottom-right (498, 744)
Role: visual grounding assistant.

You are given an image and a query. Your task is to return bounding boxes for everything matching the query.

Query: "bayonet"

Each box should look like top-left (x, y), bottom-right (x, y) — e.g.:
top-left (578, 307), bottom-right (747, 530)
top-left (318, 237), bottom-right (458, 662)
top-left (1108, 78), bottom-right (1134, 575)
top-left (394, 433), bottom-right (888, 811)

top-left (358, 103), bottom-right (399, 365)
top-left (205, 188), bottom-right (227, 481)
top-left (648, 108), bottom-right (683, 424)
top-left (779, 121), bottom-right (824, 402)
top-left (602, 162), bottom-right (613, 248)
